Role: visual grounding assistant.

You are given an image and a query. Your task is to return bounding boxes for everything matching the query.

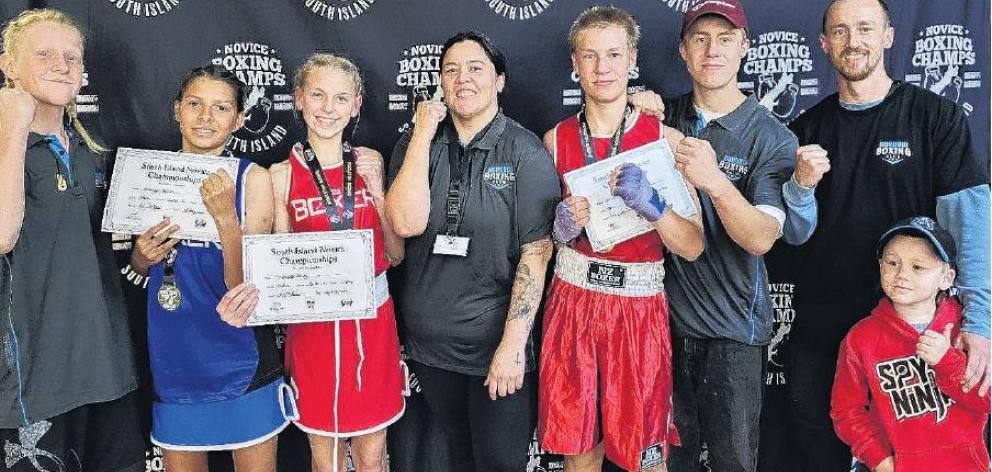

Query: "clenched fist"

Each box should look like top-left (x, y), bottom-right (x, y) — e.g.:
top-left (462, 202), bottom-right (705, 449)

top-left (354, 146), bottom-right (386, 200)
top-left (0, 86), bottom-right (37, 135)
top-left (674, 137), bottom-right (726, 195)
top-left (200, 169), bottom-right (237, 223)
top-left (411, 100), bottom-right (447, 142)
top-left (793, 144), bottom-right (830, 188)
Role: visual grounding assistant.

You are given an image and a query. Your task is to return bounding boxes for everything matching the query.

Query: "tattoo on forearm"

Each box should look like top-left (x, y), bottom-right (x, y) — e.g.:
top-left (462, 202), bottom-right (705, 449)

top-left (509, 264), bottom-right (539, 323)
top-left (521, 238), bottom-right (552, 256)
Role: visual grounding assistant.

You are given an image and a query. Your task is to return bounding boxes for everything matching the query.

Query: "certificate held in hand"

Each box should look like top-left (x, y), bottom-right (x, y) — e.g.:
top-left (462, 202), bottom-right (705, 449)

top-left (563, 139), bottom-right (696, 252)
top-left (243, 230), bottom-right (377, 326)
top-left (101, 147), bottom-right (240, 242)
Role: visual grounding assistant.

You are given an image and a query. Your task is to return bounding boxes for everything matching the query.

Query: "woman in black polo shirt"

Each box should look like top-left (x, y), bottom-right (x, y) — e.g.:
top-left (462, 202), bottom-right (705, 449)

top-left (385, 31), bottom-right (560, 471)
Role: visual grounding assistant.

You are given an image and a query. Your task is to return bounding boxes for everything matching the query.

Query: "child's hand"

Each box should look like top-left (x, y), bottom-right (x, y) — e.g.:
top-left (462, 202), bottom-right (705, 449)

top-left (874, 456), bottom-right (894, 472)
top-left (917, 324), bottom-right (954, 366)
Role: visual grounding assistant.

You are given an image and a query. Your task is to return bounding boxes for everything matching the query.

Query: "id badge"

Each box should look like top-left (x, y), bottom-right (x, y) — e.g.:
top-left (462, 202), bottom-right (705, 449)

top-left (433, 234), bottom-right (470, 256)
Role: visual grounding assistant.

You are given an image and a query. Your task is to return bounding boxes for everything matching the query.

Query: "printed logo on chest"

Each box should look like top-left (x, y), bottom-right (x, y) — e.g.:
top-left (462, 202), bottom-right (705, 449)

top-left (876, 140), bottom-right (913, 165)
top-left (483, 164), bottom-right (516, 190)
top-left (718, 155), bottom-right (750, 181)
top-left (876, 355), bottom-right (954, 423)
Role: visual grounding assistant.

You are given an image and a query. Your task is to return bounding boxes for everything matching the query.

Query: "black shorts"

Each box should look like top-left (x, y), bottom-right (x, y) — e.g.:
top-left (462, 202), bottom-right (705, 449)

top-left (0, 390), bottom-right (145, 472)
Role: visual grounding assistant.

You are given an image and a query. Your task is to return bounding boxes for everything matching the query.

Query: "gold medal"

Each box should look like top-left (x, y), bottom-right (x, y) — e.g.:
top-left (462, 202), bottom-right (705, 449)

top-left (157, 282), bottom-right (182, 311)
top-left (56, 174), bottom-right (68, 192)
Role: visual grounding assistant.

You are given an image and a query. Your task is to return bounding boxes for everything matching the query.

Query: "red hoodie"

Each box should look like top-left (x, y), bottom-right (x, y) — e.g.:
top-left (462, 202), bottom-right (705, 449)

top-left (831, 297), bottom-right (990, 472)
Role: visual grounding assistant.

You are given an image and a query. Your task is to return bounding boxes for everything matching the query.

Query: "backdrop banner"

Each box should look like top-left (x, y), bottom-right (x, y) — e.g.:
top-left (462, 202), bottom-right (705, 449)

top-left (1, 1), bottom-right (986, 471)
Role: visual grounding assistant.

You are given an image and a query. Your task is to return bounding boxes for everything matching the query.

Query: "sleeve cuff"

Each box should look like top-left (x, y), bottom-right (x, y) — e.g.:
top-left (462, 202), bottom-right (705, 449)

top-left (755, 204), bottom-right (786, 235)
top-left (861, 443), bottom-right (893, 470)
top-left (783, 175), bottom-right (816, 205)
top-left (960, 306), bottom-right (991, 339)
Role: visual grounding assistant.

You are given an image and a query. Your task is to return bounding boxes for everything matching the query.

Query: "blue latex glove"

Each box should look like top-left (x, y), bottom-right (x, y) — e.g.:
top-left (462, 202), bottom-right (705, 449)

top-left (612, 163), bottom-right (666, 222)
top-left (553, 198), bottom-right (584, 243)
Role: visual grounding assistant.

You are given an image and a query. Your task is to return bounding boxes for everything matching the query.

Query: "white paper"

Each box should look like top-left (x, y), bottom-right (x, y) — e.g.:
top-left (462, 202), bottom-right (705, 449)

top-left (563, 139), bottom-right (696, 252)
top-left (243, 230), bottom-right (377, 325)
top-left (101, 147), bottom-right (240, 242)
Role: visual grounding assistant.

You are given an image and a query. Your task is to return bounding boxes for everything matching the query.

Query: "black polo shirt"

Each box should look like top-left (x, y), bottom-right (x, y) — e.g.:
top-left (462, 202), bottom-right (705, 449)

top-left (0, 132), bottom-right (136, 428)
top-left (663, 94), bottom-right (797, 345)
top-left (386, 112), bottom-right (560, 376)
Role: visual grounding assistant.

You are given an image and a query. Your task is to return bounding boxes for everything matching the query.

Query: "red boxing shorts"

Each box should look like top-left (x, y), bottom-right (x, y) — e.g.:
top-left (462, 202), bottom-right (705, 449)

top-left (539, 247), bottom-right (678, 471)
top-left (286, 274), bottom-right (408, 437)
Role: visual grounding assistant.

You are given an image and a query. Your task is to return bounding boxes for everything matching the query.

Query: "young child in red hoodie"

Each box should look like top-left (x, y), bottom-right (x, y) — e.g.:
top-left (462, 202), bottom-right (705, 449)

top-left (831, 216), bottom-right (990, 472)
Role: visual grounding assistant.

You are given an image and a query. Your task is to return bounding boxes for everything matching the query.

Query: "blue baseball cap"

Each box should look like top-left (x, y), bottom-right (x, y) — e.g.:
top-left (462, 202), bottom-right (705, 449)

top-left (877, 216), bottom-right (957, 266)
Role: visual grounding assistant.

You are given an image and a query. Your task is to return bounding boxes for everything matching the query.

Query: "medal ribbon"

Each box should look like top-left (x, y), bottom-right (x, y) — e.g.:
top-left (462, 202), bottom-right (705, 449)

top-left (301, 140), bottom-right (355, 231)
top-left (578, 105), bottom-right (631, 165)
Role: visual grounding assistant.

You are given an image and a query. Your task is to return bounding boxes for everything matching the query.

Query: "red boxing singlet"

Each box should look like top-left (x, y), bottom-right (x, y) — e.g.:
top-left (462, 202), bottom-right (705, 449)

top-left (553, 111), bottom-right (668, 263)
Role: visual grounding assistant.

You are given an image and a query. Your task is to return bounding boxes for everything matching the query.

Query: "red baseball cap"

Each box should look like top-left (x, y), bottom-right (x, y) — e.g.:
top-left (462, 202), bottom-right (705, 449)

top-left (681, 0), bottom-right (749, 38)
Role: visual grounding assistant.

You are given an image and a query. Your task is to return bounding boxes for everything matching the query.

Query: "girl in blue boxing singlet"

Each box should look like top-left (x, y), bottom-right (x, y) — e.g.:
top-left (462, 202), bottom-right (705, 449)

top-left (129, 65), bottom-right (291, 472)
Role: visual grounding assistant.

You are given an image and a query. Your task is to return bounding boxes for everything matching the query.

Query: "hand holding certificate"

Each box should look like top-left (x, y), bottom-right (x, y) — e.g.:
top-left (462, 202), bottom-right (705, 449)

top-left (101, 148), bottom-right (240, 242)
top-left (563, 139), bottom-right (696, 252)
top-left (243, 231), bottom-right (377, 326)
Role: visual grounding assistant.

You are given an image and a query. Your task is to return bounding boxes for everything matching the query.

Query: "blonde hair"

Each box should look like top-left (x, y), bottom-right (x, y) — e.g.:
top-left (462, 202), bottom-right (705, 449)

top-left (293, 52), bottom-right (364, 97)
top-left (2, 9), bottom-right (107, 153)
top-left (569, 5), bottom-right (641, 52)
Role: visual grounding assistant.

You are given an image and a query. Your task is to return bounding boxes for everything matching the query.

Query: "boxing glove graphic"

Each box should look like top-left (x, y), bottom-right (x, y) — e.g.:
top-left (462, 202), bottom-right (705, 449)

top-left (243, 86), bottom-right (272, 135)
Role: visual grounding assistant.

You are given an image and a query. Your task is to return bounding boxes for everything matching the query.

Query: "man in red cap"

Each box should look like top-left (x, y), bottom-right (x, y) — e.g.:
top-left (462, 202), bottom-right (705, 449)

top-left (659, 0), bottom-right (800, 470)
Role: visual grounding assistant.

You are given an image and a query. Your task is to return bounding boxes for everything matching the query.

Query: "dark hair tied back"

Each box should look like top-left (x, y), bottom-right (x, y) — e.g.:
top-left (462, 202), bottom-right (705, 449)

top-left (441, 31), bottom-right (508, 77)
top-left (175, 64), bottom-right (249, 113)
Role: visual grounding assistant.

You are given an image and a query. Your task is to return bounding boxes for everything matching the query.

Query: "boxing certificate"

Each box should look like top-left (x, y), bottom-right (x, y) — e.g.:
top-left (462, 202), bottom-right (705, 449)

top-left (101, 148), bottom-right (240, 242)
top-left (563, 139), bottom-right (696, 253)
top-left (243, 230), bottom-right (377, 325)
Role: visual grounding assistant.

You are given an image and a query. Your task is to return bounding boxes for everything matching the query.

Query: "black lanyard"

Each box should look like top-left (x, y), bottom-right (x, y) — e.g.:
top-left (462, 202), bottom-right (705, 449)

top-left (578, 106), bottom-right (631, 165)
top-left (162, 248), bottom-right (179, 284)
top-left (301, 140), bottom-right (355, 230)
top-left (445, 138), bottom-right (471, 236)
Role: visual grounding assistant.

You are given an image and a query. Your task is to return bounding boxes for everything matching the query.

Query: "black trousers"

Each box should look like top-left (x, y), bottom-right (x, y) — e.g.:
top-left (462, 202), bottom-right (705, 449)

top-left (0, 390), bottom-right (145, 472)
top-left (785, 344), bottom-right (859, 472)
top-left (408, 360), bottom-right (537, 472)
top-left (668, 336), bottom-right (766, 472)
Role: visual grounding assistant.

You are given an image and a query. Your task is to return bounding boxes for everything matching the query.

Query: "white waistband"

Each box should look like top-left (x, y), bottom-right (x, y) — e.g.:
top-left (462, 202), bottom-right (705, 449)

top-left (554, 246), bottom-right (665, 297)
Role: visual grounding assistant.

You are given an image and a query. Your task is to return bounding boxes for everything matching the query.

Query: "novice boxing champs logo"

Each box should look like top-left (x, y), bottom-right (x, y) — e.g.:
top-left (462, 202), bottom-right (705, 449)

top-left (739, 30), bottom-right (818, 121)
top-left (389, 43), bottom-right (443, 134)
top-left (76, 72), bottom-right (99, 114)
top-left (876, 355), bottom-right (954, 423)
top-left (484, 0), bottom-right (556, 20)
top-left (876, 140), bottom-right (912, 165)
top-left (300, 0), bottom-right (375, 21)
top-left (766, 283), bottom-right (795, 386)
top-left (211, 42), bottom-right (292, 154)
top-left (107, 0), bottom-right (182, 17)
top-left (905, 24), bottom-right (981, 116)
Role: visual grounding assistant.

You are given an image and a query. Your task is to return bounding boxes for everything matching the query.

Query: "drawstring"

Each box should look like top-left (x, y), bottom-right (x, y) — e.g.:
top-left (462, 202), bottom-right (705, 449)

top-left (355, 320), bottom-right (365, 391)
top-left (333, 320), bottom-right (341, 472)
top-left (401, 360), bottom-right (411, 396)
top-left (278, 382), bottom-right (300, 421)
